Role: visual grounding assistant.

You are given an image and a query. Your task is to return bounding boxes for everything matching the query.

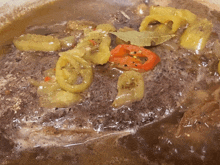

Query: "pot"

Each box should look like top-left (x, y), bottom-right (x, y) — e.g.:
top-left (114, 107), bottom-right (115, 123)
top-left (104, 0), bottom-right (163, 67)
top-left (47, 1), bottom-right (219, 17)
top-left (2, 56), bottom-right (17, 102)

top-left (1, 0), bottom-right (220, 164)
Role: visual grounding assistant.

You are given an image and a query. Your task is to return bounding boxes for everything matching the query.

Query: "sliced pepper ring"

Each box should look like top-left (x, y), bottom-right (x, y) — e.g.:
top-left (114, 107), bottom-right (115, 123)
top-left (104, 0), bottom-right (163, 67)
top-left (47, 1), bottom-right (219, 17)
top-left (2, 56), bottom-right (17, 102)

top-left (139, 15), bottom-right (186, 33)
top-left (56, 55), bottom-right (93, 93)
top-left (113, 70), bottom-right (145, 107)
top-left (109, 44), bottom-right (160, 72)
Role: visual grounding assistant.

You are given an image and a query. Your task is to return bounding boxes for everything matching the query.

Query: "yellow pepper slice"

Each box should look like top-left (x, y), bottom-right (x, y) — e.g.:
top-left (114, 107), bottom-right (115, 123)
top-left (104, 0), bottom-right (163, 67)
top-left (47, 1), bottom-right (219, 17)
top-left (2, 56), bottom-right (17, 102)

top-left (59, 32), bottom-right (101, 57)
top-left (39, 90), bottom-right (82, 108)
top-left (59, 30), bottom-right (111, 65)
top-left (13, 34), bottom-right (61, 51)
top-left (175, 9), bottom-right (197, 24)
top-left (66, 20), bottom-right (96, 31)
top-left (139, 15), bottom-right (186, 33)
top-left (180, 19), bottom-right (213, 51)
top-left (150, 6), bottom-right (197, 24)
top-left (59, 36), bottom-right (76, 49)
top-left (37, 81), bottom-right (60, 96)
top-left (59, 47), bottom-right (86, 58)
top-left (56, 55), bottom-right (93, 93)
top-left (154, 24), bottom-right (172, 34)
top-left (113, 71), bottom-right (144, 107)
top-left (32, 69), bottom-right (82, 108)
top-left (84, 35), bottom-right (111, 65)
top-left (96, 24), bottom-right (116, 32)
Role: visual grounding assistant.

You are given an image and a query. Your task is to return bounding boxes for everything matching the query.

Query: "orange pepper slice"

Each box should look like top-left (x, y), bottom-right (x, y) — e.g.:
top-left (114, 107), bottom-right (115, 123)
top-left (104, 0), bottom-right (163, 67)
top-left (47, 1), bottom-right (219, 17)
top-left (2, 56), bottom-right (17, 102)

top-left (109, 44), bottom-right (160, 72)
top-left (89, 39), bottom-right (97, 46)
top-left (44, 76), bottom-right (51, 82)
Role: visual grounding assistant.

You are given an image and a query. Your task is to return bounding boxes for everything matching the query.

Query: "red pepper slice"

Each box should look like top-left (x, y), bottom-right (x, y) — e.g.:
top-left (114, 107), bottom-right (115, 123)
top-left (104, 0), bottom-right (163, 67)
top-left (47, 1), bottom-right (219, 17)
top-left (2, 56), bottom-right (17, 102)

top-left (89, 39), bottom-right (97, 46)
top-left (109, 44), bottom-right (160, 72)
top-left (44, 76), bottom-right (51, 82)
